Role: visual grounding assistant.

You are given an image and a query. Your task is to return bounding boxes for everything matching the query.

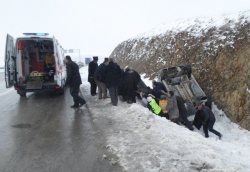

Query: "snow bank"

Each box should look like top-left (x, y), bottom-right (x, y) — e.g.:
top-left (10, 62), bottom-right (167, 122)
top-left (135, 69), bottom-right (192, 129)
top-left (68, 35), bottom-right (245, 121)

top-left (135, 10), bottom-right (250, 39)
top-left (79, 66), bottom-right (250, 172)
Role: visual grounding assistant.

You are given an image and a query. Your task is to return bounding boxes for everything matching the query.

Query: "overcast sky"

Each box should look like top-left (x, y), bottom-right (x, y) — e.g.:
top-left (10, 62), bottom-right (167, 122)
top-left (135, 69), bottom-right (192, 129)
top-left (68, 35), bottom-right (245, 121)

top-left (0, 0), bottom-right (249, 64)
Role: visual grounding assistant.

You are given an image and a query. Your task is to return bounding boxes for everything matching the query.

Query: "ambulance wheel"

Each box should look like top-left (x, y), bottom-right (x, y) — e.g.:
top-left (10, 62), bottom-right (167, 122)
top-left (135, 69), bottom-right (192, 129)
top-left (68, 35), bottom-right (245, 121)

top-left (58, 84), bottom-right (65, 95)
top-left (58, 87), bottom-right (65, 95)
top-left (18, 90), bottom-right (26, 97)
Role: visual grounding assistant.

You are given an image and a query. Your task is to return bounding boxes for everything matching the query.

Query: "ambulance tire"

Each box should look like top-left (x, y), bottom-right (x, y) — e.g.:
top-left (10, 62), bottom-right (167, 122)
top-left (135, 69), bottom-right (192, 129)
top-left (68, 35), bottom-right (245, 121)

top-left (58, 80), bottom-right (65, 95)
top-left (18, 90), bottom-right (26, 97)
top-left (58, 87), bottom-right (65, 95)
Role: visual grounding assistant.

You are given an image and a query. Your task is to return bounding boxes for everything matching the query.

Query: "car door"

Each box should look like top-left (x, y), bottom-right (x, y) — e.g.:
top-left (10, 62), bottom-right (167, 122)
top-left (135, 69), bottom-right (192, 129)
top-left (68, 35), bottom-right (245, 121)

top-left (5, 34), bottom-right (15, 88)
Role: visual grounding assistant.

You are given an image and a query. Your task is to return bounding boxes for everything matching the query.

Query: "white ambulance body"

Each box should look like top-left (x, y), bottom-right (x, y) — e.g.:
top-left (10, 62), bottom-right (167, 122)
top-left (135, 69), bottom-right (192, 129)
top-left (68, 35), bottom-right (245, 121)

top-left (5, 33), bottom-right (67, 96)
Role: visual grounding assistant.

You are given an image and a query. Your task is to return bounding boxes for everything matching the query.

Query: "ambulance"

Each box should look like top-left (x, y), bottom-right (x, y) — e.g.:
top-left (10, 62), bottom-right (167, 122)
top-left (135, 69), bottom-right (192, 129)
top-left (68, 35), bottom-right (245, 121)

top-left (5, 33), bottom-right (67, 96)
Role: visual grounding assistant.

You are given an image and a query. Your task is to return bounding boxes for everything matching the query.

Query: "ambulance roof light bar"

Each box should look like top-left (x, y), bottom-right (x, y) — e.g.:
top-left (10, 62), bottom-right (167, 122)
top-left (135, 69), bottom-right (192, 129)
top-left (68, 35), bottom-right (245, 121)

top-left (23, 33), bottom-right (49, 36)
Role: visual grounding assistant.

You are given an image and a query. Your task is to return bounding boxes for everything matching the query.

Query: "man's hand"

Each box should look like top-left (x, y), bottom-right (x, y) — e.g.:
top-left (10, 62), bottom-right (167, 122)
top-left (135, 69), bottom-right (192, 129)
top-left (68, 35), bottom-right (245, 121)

top-left (161, 90), bottom-right (167, 95)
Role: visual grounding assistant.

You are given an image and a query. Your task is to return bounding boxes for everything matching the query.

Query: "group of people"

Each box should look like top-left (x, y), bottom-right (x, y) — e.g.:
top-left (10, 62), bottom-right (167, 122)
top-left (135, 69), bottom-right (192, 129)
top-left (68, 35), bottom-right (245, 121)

top-left (143, 85), bottom-right (222, 139)
top-left (87, 56), bottom-right (148, 106)
top-left (65, 55), bottom-right (222, 139)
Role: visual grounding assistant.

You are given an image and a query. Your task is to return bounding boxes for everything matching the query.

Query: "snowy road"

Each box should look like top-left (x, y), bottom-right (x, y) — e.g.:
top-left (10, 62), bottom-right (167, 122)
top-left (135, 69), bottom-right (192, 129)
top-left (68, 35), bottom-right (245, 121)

top-left (0, 72), bottom-right (122, 172)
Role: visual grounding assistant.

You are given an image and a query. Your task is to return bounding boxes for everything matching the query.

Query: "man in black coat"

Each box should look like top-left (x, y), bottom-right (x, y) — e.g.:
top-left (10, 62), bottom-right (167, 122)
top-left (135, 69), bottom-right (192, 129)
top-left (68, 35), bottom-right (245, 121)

top-left (103, 58), bottom-right (121, 106)
top-left (117, 68), bottom-right (125, 97)
top-left (152, 80), bottom-right (167, 93)
top-left (131, 69), bottom-right (147, 99)
top-left (150, 82), bottom-right (162, 103)
top-left (88, 56), bottom-right (98, 96)
top-left (93, 58), bottom-right (109, 99)
top-left (65, 56), bottom-right (86, 108)
top-left (121, 68), bottom-right (138, 104)
top-left (176, 96), bottom-right (194, 131)
top-left (197, 103), bottom-right (222, 139)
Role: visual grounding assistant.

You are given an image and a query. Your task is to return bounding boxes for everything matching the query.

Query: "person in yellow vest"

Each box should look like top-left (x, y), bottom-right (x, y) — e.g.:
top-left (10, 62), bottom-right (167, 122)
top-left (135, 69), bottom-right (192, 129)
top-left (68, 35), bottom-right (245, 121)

top-left (158, 95), bottom-right (169, 119)
top-left (147, 96), bottom-right (168, 119)
top-left (45, 51), bottom-right (55, 80)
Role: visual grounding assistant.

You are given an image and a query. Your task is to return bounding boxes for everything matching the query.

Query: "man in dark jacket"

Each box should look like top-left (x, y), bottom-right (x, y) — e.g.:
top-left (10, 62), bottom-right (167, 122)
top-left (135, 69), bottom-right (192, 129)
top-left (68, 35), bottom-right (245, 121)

top-left (176, 96), bottom-right (194, 131)
top-left (103, 58), bottom-right (121, 106)
top-left (94, 58), bottom-right (109, 99)
top-left (117, 68), bottom-right (125, 97)
top-left (88, 56), bottom-right (98, 96)
top-left (121, 68), bottom-right (138, 104)
top-left (130, 69), bottom-right (147, 99)
top-left (197, 103), bottom-right (222, 139)
top-left (65, 56), bottom-right (86, 108)
top-left (150, 82), bottom-right (162, 103)
top-left (152, 80), bottom-right (167, 93)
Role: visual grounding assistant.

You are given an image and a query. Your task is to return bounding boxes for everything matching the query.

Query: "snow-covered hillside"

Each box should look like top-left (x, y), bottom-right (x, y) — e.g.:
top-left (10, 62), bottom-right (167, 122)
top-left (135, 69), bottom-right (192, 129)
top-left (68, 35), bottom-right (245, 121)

top-left (138, 10), bottom-right (250, 38)
top-left (79, 66), bottom-right (250, 172)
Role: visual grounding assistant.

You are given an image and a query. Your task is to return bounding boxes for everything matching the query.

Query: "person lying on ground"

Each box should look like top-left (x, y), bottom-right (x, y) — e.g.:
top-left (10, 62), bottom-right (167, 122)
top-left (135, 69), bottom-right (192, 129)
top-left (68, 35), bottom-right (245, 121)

top-left (146, 96), bottom-right (168, 119)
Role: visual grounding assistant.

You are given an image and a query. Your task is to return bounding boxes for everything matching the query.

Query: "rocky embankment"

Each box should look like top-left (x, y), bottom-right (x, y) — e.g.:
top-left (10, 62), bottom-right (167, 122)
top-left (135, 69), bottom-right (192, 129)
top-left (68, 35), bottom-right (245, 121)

top-left (110, 10), bottom-right (250, 130)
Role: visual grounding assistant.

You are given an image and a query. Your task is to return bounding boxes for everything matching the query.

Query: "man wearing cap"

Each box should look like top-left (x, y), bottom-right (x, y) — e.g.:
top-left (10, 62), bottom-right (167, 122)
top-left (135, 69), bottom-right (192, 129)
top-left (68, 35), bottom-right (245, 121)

top-left (94, 57), bottom-right (109, 99)
top-left (103, 58), bottom-right (121, 106)
top-left (65, 56), bottom-right (86, 108)
top-left (197, 103), bottom-right (222, 139)
top-left (88, 56), bottom-right (98, 96)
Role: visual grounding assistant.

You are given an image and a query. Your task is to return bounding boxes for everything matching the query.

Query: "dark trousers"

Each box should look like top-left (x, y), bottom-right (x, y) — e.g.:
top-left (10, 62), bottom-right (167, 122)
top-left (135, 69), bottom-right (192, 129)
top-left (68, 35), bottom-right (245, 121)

top-left (90, 83), bottom-right (97, 95)
top-left (158, 111), bottom-right (169, 120)
top-left (203, 119), bottom-right (221, 137)
top-left (180, 113), bottom-right (194, 131)
top-left (108, 86), bottom-right (118, 106)
top-left (70, 86), bottom-right (86, 106)
top-left (123, 92), bottom-right (136, 103)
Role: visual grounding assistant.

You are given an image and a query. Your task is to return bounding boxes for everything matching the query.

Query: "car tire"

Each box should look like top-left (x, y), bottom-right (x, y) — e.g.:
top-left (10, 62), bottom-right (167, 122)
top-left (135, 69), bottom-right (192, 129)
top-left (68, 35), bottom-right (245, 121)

top-left (184, 64), bottom-right (192, 79)
top-left (160, 71), bottom-right (165, 81)
top-left (205, 95), bottom-right (212, 110)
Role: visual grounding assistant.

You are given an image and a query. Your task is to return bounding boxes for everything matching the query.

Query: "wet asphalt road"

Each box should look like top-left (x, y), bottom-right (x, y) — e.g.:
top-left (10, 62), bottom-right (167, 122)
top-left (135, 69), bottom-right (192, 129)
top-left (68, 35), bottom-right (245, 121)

top-left (0, 73), bottom-right (122, 172)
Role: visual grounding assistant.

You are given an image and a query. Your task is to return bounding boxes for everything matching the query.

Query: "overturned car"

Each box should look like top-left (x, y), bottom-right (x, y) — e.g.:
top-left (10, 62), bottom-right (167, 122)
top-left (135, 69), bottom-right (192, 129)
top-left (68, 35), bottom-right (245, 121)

top-left (157, 64), bottom-right (211, 116)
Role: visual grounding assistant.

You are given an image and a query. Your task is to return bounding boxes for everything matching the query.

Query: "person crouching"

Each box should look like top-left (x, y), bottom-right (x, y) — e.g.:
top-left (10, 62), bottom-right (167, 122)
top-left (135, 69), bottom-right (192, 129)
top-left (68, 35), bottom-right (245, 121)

top-left (147, 96), bottom-right (167, 119)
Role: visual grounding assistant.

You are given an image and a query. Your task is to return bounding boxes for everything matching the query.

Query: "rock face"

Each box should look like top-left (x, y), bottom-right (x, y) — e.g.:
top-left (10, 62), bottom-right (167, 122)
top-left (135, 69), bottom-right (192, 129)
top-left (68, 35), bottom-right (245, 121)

top-left (110, 11), bottom-right (250, 130)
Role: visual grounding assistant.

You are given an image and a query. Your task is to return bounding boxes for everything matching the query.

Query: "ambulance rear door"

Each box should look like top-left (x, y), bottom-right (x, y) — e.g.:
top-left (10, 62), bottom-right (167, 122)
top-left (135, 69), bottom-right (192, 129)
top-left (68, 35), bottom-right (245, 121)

top-left (5, 34), bottom-right (15, 88)
top-left (53, 36), bottom-right (60, 85)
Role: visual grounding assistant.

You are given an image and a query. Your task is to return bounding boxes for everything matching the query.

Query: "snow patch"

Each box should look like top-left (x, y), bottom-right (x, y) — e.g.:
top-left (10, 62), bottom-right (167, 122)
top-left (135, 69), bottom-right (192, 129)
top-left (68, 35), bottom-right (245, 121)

top-left (79, 66), bottom-right (250, 171)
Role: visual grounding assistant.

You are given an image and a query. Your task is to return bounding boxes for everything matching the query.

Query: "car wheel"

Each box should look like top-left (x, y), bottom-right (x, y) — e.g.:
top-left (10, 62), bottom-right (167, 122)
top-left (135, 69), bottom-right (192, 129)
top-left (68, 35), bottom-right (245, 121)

top-left (205, 95), bottom-right (212, 110)
top-left (184, 64), bottom-right (192, 79)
